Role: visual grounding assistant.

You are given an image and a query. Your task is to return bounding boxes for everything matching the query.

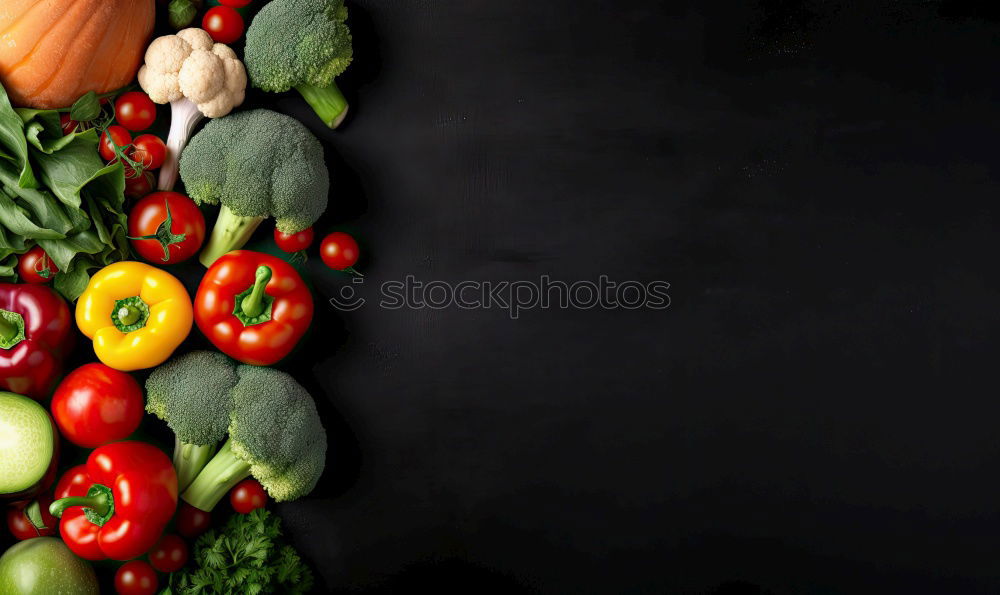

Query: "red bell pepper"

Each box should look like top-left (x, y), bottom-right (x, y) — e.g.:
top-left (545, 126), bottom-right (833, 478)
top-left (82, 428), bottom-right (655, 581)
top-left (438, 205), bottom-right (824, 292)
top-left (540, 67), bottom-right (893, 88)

top-left (194, 250), bottom-right (313, 365)
top-left (49, 441), bottom-right (178, 561)
top-left (0, 283), bottom-right (73, 400)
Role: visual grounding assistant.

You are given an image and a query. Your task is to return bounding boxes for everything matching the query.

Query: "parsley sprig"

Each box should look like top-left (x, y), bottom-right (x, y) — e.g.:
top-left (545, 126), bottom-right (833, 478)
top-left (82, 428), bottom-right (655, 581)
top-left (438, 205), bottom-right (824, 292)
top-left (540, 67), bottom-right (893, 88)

top-left (163, 509), bottom-right (314, 594)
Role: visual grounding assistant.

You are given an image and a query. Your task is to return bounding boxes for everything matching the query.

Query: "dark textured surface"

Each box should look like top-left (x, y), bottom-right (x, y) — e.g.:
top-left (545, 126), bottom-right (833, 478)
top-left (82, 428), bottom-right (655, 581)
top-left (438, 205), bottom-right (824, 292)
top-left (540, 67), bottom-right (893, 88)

top-left (5, 1), bottom-right (1000, 594)
top-left (283, 1), bottom-right (1000, 593)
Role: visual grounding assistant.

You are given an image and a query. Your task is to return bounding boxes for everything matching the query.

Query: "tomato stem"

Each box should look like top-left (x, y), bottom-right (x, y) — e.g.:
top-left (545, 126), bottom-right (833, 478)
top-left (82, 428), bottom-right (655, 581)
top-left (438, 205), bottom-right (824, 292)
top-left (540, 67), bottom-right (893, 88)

top-left (127, 196), bottom-right (187, 261)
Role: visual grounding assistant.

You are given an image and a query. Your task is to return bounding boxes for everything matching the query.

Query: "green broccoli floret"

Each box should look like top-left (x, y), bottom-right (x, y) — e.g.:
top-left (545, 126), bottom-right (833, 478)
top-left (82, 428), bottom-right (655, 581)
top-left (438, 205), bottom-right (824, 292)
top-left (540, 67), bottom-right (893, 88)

top-left (179, 109), bottom-right (330, 267)
top-left (145, 351), bottom-right (240, 491)
top-left (244, 0), bottom-right (353, 128)
top-left (181, 364), bottom-right (327, 511)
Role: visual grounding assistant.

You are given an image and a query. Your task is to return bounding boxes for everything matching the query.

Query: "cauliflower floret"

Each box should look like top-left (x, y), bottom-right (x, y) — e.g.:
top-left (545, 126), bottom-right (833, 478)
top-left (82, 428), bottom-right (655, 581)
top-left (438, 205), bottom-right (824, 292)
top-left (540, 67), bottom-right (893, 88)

top-left (136, 28), bottom-right (247, 192)
top-left (138, 27), bottom-right (245, 119)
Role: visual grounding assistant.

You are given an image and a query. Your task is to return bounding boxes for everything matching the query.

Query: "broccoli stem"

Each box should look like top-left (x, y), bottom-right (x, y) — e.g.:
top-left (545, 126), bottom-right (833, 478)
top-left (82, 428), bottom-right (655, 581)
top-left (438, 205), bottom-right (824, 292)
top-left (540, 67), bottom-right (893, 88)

top-left (182, 438), bottom-right (252, 512)
top-left (199, 206), bottom-right (266, 267)
top-left (159, 98), bottom-right (205, 191)
top-left (173, 436), bottom-right (218, 492)
top-left (296, 81), bottom-right (349, 129)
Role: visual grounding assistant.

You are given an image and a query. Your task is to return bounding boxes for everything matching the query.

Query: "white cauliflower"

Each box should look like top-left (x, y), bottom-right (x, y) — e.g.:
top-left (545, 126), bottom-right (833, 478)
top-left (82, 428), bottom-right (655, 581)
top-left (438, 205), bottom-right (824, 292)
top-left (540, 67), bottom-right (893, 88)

top-left (138, 28), bottom-right (247, 191)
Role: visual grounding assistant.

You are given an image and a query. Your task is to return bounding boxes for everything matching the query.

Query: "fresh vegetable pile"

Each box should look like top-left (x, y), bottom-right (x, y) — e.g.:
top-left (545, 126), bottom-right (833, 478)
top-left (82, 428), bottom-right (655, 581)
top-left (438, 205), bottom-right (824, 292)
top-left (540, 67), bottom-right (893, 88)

top-left (0, 0), bottom-right (369, 593)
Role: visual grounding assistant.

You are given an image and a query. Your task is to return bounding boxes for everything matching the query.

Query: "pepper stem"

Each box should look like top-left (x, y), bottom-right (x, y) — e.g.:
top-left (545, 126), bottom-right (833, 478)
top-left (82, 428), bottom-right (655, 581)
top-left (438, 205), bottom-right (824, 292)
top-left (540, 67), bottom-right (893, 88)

top-left (117, 305), bottom-right (141, 326)
top-left (0, 316), bottom-right (15, 342)
top-left (0, 309), bottom-right (26, 350)
top-left (241, 266), bottom-right (272, 319)
top-left (49, 484), bottom-right (115, 527)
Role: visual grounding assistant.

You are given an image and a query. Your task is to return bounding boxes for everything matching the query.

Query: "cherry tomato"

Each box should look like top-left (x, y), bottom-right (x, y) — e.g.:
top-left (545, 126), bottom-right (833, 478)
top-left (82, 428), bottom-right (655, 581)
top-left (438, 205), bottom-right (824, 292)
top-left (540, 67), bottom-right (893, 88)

top-left (100, 125), bottom-right (132, 162)
top-left (17, 246), bottom-right (58, 284)
top-left (202, 6), bottom-right (244, 44)
top-left (115, 560), bottom-right (157, 595)
top-left (60, 113), bottom-right (80, 136)
top-left (230, 479), bottom-right (268, 514)
top-left (115, 92), bottom-right (157, 131)
top-left (274, 226), bottom-right (314, 253)
top-left (50, 363), bottom-right (144, 448)
top-left (125, 169), bottom-right (155, 199)
top-left (6, 497), bottom-right (57, 540)
top-left (148, 534), bottom-right (189, 573)
top-left (219, 0), bottom-right (252, 7)
top-left (128, 192), bottom-right (206, 264)
top-left (176, 504), bottom-right (211, 539)
top-left (320, 231), bottom-right (360, 270)
top-left (130, 134), bottom-right (167, 170)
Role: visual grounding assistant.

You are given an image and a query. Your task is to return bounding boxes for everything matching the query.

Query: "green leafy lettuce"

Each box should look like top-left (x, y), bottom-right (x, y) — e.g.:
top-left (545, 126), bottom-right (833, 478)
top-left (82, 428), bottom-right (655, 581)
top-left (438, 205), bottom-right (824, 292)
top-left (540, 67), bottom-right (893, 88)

top-left (0, 82), bottom-right (129, 300)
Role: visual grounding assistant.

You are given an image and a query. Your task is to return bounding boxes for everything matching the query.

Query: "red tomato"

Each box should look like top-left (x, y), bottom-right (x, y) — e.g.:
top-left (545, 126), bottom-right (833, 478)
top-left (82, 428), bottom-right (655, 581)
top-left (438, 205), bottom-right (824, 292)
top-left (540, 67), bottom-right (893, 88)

top-left (130, 134), bottom-right (167, 170)
top-left (60, 113), bottom-right (80, 136)
top-left (115, 92), bottom-right (157, 131)
top-left (17, 246), bottom-right (58, 284)
top-left (100, 125), bottom-right (132, 162)
top-left (6, 497), bottom-right (57, 540)
top-left (148, 534), bottom-right (188, 573)
top-left (219, 0), bottom-right (252, 7)
top-left (274, 226), bottom-right (314, 253)
top-left (128, 192), bottom-right (206, 264)
top-left (202, 6), bottom-right (244, 44)
top-left (230, 479), bottom-right (268, 514)
top-left (49, 363), bottom-right (144, 448)
top-left (320, 231), bottom-right (360, 270)
top-left (115, 560), bottom-right (157, 595)
top-left (125, 170), bottom-right (155, 199)
top-left (176, 504), bottom-right (211, 538)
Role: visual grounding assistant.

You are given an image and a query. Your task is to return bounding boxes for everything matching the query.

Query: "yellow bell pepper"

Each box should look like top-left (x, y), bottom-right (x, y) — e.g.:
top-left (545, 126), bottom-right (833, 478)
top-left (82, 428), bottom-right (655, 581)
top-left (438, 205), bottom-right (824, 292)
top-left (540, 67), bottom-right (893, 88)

top-left (76, 262), bottom-right (193, 371)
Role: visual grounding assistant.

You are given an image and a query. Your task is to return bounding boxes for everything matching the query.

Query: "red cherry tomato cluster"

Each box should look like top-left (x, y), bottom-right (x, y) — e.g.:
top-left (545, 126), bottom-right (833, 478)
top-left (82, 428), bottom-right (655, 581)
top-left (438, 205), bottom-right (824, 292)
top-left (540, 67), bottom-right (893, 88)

top-left (274, 227), bottom-right (365, 274)
top-left (90, 91), bottom-right (167, 201)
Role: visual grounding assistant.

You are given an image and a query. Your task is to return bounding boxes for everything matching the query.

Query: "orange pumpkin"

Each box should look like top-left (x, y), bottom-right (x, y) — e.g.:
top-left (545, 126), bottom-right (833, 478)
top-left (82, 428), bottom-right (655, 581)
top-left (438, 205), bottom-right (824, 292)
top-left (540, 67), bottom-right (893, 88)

top-left (0, 0), bottom-right (155, 109)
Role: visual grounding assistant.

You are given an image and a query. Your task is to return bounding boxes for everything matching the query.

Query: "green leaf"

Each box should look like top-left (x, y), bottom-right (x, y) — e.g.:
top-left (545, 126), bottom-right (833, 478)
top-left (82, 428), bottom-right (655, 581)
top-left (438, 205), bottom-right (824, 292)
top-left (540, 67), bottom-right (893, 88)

top-left (70, 91), bottom-right (101, 122)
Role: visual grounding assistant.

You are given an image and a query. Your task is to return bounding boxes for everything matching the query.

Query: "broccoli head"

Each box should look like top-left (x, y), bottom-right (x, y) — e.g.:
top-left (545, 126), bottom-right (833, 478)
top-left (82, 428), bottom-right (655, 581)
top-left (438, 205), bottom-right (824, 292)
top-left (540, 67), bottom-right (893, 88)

top-left (181, 364), bottom-right (327, 511)
top-left (145, 351), bottom-right (240, 490)
top-left (179, 109), bottom-right (330, 267)
top-left (244, 0), bottom-right (353, 128)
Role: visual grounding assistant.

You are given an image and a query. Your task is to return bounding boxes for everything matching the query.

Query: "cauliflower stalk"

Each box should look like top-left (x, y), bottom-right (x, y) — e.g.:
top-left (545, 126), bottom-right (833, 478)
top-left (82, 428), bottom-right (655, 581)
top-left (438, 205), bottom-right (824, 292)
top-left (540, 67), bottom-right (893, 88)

top-left (138, 28), bottom-right (246, 191)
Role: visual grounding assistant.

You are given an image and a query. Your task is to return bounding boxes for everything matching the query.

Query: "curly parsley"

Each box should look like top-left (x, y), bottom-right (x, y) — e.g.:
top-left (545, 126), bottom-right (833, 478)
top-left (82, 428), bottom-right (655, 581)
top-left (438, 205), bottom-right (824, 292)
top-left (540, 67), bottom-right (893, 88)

top-left (163, 509), bottom-right (314, 594)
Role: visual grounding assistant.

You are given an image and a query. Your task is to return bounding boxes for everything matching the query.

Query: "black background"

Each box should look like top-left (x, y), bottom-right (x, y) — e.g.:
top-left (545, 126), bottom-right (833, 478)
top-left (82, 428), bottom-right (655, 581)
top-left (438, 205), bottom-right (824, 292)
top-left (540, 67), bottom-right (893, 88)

top-left (7, 1), bottom-right (1000, 594)
top-left (253, 1), bottom-right (1000, 593)
top-left (287, 1), bottom-right (1000, 593)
